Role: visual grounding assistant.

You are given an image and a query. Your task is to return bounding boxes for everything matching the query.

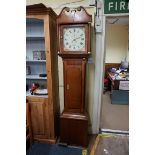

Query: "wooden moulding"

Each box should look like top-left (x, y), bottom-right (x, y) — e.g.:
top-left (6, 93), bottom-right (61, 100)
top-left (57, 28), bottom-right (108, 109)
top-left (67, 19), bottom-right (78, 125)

top-left (61, 111), bottom-right (88, 120)
top-left (57, 6), bottom-right (92, 24)
top-left (33, 138), bottom-right (56, 144)
top-left (26, 3), bottom-right (57, 19)
top-left (58, 53), bottom-right (91, 59)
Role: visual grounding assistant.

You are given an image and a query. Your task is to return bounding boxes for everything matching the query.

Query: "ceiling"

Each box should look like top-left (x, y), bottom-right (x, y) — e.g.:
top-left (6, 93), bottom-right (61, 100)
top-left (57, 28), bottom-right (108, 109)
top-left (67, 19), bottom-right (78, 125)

top-left (106, 16), bottom-right (129, 25)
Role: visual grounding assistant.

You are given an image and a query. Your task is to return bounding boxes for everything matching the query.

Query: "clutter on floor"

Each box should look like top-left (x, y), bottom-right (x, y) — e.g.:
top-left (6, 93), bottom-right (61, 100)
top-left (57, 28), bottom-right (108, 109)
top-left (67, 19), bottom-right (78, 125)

top-left (90, 133), bottom-right (129, 155)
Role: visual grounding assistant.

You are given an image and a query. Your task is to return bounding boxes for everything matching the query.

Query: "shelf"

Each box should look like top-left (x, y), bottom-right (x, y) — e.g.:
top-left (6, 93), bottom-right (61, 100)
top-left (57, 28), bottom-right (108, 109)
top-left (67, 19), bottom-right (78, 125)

top-left (26, 36), bottom-right (45, 41)
top-left (26, 75), bottom-right (47, 80)
top-left (26, 91), bottom-right (48, 98)
top-left (26, 60), bottom-right (46, 63)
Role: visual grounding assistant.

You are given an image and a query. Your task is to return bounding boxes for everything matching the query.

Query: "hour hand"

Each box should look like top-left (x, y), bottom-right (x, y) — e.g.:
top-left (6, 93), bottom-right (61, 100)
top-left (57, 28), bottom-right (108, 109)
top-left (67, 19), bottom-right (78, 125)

top-left (72, 37), bottom-right (80, 42)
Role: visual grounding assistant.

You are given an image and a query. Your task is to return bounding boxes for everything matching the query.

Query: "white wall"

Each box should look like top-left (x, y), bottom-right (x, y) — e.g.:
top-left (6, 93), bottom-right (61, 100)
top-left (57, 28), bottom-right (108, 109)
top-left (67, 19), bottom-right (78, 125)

top-left (105, 24), bottom-right (129, 63)
top-left (26, 0), bottom-right (91, 9)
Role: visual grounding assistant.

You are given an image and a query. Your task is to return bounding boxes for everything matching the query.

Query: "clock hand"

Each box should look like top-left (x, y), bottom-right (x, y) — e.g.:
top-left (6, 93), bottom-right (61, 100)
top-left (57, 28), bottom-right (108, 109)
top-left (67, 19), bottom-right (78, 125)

top-left (74, 37), bottom-right (81, 40)
top-left (72, 37), bottom-right (81, 42)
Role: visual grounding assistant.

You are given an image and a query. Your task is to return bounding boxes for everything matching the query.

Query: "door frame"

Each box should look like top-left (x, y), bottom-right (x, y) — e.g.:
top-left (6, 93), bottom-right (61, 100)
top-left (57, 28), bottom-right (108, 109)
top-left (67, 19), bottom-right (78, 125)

top-left (91, 0), bottom-right (129, 134)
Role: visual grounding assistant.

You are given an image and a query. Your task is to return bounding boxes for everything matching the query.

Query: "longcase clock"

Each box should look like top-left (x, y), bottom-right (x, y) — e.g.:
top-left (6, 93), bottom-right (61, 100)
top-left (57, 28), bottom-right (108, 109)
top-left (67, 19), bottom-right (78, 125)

top-left (57, 6), bottom-right (92, 147)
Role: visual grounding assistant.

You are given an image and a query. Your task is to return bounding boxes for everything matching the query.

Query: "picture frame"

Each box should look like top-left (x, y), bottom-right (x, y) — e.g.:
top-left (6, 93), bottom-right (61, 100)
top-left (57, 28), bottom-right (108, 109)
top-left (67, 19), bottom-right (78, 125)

top-left (33, 50), bottom-right (45, 60)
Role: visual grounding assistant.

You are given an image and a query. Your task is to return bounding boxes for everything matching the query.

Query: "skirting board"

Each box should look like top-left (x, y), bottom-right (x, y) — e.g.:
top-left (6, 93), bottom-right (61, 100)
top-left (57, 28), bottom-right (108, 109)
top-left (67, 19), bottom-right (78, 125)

top-left (33, 138), bottom-right (56, 144)
top-left (100, 128), bottom-right (129, 135)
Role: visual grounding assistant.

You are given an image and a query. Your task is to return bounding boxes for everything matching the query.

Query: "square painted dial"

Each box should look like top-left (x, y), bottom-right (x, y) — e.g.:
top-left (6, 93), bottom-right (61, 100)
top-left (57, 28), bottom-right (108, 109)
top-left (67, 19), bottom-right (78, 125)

top-left (63, 27), bottom-right (85, 51)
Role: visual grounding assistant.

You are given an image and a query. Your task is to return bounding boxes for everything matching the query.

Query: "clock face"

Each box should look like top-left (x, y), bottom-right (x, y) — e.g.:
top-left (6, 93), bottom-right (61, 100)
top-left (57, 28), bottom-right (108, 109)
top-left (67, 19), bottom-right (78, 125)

top-left (63, 27), bottom-right (86, 51)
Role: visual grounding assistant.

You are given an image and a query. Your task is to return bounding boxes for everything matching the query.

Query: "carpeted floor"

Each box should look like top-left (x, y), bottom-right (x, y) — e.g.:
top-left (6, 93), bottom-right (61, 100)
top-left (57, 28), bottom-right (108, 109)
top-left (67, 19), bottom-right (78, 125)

top-left (100, 91), bottom-right (129, 130)
top-left (27, 143), bottom-right (82, 155)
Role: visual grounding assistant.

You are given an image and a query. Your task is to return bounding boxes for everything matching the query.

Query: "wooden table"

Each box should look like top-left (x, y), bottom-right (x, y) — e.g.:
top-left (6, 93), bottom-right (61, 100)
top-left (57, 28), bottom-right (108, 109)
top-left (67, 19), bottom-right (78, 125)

top-left (107, 72), bottom-right (129, 105)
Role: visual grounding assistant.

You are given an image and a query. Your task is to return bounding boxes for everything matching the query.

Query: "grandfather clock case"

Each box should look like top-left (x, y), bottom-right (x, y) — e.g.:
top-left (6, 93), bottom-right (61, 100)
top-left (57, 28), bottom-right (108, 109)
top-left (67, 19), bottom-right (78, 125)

top-left (57, 7), bottom-right (92, 147)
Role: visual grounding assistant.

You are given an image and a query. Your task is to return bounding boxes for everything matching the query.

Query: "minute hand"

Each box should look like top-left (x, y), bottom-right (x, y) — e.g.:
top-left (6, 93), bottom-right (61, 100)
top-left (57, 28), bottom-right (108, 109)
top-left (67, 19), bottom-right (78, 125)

top-left (72, 37), bottom-right (81, 42)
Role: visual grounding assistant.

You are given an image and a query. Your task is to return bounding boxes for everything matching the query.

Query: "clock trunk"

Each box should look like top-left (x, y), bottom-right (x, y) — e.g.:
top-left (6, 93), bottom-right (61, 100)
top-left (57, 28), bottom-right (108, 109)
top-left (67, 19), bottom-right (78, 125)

top-left (63, 59), bottom-right (86, 113)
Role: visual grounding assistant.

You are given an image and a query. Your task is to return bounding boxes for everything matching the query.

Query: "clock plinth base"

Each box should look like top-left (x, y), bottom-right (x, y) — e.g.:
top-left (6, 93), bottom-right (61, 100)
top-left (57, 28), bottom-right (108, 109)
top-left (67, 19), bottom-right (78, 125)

top-left (60, 111), bottom-right (88, 147)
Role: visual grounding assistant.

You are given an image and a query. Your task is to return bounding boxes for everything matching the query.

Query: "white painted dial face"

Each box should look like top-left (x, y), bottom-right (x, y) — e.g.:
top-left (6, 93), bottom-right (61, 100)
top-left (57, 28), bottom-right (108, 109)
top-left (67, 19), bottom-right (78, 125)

top-left (63, 27), bottom-right (85, 51)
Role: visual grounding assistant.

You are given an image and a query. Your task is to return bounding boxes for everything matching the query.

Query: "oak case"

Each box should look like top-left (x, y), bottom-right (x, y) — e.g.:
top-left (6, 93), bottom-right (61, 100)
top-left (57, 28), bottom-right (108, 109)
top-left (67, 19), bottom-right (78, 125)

top-left (63, 59), bottom-right (86, 113)
top-left (57, 6), bottom-right (92, 147)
